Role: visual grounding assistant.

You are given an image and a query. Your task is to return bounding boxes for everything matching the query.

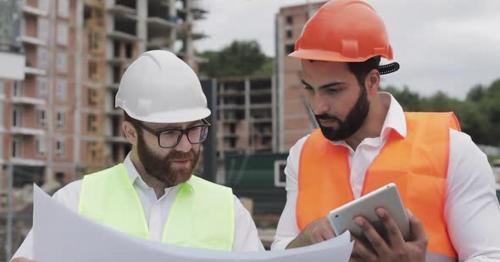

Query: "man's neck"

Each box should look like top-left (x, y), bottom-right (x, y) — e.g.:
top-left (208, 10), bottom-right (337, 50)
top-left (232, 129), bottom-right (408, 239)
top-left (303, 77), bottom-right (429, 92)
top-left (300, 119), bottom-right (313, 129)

top-left (345, 94), bottom-right (390, 150)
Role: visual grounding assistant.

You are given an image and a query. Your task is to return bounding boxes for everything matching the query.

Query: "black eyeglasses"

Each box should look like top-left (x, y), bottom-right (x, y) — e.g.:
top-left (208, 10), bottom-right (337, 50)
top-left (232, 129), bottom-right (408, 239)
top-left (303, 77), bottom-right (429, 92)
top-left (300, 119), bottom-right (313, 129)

top-left (139, 120), bottom-right (211, 148)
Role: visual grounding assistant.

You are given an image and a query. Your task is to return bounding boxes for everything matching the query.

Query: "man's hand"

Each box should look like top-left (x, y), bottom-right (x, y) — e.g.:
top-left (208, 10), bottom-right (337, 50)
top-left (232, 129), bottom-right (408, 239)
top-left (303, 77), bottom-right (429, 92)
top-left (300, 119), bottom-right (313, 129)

top-left (350, 208), bottom-right (428, 262)
top-left (286, 217), bottom-right (335, 249)
top-left (10, 257), bottom-right (34, 262)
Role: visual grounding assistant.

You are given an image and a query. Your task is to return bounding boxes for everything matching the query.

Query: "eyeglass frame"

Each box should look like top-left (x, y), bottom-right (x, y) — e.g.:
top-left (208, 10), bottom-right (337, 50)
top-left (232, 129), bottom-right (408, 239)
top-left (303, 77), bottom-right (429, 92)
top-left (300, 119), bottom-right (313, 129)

top-left (138, 119), bottom-right (211, 149)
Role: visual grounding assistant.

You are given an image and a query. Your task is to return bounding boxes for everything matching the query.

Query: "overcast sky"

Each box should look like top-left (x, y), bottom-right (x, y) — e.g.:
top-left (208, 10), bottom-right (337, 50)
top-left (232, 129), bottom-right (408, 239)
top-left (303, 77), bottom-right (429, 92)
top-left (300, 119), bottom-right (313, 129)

top-left (195, 0), bottom-right (500, 99)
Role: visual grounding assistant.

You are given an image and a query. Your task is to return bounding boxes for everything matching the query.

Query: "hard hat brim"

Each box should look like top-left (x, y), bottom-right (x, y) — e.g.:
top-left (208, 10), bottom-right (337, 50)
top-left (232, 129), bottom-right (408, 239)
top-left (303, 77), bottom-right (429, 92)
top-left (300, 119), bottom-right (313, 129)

top-left (289, 49), bottom-right (392, 63)
top-left (289, 49), bottom-right (400, 75)
top-left (122, 107), bottom-right (211, 124)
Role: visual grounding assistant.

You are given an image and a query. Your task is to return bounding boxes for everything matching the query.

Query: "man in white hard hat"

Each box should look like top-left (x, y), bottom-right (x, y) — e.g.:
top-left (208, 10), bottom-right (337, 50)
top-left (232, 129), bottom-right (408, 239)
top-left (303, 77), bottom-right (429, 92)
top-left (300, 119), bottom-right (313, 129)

top-left (11, 50), bottom-right (264, 261)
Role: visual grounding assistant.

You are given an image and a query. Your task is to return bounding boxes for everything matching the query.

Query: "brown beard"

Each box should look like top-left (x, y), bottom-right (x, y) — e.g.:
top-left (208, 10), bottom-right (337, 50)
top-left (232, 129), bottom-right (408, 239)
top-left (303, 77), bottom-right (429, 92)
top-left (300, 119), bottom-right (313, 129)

top-left (315, 86), bottom-right (369, 141)
top-left (136, 133), bottom-right (200, 187)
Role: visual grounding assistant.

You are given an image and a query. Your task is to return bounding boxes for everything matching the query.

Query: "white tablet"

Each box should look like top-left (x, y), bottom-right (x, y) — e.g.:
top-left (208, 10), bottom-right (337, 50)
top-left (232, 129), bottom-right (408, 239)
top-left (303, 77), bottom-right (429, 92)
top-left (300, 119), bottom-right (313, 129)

top-left (327, 183), bottom-right (410, 240)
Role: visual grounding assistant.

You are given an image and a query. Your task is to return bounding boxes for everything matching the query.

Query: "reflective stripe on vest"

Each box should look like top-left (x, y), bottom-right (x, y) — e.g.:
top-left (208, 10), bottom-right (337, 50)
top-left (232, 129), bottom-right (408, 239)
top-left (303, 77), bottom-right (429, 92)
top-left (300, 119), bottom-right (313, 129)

top-left (79, 164), bottom-right (234, 251)
top-left (297, 112), bottom-right (460, 259)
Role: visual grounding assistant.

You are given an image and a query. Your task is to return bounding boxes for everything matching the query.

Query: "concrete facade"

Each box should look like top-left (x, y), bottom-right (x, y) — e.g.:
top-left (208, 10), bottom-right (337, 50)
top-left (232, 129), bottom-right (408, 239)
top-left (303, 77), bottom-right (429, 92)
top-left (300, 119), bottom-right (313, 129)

top-left (276, 2), bottom-right (324, 152)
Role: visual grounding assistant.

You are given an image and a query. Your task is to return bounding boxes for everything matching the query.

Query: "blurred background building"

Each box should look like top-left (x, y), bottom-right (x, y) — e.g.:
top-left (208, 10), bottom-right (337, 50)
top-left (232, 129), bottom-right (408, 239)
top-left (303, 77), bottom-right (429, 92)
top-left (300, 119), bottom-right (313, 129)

top-left (0, 0), bottom-right (207, 192)
top-left (275, 2), bottom-right (324, 152)
top-left (0, 0), bottom-right (207, 259)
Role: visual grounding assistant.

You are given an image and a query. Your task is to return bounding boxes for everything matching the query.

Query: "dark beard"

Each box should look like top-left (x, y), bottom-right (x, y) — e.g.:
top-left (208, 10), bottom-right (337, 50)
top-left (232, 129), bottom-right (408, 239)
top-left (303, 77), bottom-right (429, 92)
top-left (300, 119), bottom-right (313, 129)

top-left (136, 133), bottom-right (199, 186)
top-left (315, 87), bottom-right (369, 141)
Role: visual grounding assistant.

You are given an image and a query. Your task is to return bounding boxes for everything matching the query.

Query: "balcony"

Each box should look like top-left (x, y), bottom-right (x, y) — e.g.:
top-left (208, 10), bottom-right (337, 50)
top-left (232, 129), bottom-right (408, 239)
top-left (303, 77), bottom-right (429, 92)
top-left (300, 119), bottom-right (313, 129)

top-left (85, 0), bottom-right (105, 8)
top-left (17, 35), bottom-right (47, 46)
top-left (11, 96), bottom-right (46, 106)
top-left (24, 66), bottom-right (47, 76)
top-left (10, 126), bottom-right (45, 136)
top-left (218, 90), bottom-right (244, 97)
top-left (10, 157), bottom-right (46, 167)
top-left (147, 16), bottom-right (177, 29)
top-left (21, 2), bottom-right (48, 17)
top-left (105, 135), bottom-right (128, 144)
top-left (146, 37), bottom-right (173, 49)
top-left (250, 89), bottom-right (272, 96)
top-left (107, 4), bottom-right (137, 17)
top-left (218, 104), bottom-right (245, 110)
top-left (105, 108), bottom-right (122, 116)
top-left (107, 31), bottom-right (138, 42)
top-left (250, 103), bottom-right (272, 110)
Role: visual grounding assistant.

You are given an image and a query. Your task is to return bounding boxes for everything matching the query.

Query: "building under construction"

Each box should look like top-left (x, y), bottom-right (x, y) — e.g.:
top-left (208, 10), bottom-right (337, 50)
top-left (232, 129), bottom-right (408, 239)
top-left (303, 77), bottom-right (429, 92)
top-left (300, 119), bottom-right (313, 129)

top-left (215, 77), bottom-right (276, 156)
top-left (275, 2), bottom-right (324, 152)
top-left (0, 0), bottom-right (206, 259)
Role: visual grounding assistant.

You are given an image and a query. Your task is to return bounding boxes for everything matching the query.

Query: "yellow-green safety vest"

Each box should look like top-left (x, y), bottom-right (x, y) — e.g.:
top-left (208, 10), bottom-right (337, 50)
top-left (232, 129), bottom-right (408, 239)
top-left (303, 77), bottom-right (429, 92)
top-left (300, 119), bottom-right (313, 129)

top-left (79, 164), bottom-right (234, 251)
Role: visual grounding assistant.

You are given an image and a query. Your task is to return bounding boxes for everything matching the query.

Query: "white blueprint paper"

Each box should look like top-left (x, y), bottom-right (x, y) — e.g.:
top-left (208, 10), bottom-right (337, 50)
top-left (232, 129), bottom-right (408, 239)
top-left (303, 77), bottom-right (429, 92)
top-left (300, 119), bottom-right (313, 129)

top-left (33, 185), bottom-right (353, 262)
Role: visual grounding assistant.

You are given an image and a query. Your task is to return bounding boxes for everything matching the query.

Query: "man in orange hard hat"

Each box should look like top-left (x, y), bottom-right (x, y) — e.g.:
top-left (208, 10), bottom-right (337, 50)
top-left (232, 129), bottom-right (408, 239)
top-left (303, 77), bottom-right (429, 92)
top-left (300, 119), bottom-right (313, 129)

top-left (272, 0), bottom-right (500, 261)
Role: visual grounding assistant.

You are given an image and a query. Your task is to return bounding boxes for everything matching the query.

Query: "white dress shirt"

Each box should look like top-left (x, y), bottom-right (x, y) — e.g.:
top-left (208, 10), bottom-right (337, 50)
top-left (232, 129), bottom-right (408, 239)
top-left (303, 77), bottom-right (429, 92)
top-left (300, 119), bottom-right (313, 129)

top-left (13, 154), bottom-right (264, 259)
top-left (271, 93), bottom-right (500, 261)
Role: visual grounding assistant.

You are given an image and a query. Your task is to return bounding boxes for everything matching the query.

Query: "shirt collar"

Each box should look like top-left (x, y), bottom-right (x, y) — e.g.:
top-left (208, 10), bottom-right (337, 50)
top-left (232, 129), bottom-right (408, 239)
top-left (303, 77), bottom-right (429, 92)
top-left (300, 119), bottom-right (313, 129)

top-left (330, 92), bottom-right (407, 147)
top-left (123, 152), bottom-right (141, 184)
top-left (380, 92), bottom-right (407, 139)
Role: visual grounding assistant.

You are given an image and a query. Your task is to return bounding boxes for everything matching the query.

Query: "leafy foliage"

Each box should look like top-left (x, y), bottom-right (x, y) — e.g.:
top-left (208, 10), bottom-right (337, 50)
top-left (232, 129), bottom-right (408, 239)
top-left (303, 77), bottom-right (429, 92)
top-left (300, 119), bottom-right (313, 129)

top-left (384, 79), bottom-right (500, 146)
top-left (199, 40), bottom-right (271, 78)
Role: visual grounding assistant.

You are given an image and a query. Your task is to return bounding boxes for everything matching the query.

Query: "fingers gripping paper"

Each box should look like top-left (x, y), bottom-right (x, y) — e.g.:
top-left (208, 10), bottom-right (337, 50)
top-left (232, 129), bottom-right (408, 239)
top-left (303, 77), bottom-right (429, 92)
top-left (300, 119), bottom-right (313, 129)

top-left (33, 185), bottom-right (353, 262)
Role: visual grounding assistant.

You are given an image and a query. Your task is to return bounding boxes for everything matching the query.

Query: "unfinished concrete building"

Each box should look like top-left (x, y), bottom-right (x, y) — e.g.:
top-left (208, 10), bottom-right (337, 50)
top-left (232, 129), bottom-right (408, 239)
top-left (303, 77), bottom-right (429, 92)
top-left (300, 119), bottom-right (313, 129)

top-left (0, 0), bottom-right (78, 190)
top-left (0, 0), bottom-right (206, 187)
top-left (215, 77), bottom-right (276, 158)
top-left (275, 2), bottom-right (324, 152)
top-left (0, 0), bottom-right (207, 257)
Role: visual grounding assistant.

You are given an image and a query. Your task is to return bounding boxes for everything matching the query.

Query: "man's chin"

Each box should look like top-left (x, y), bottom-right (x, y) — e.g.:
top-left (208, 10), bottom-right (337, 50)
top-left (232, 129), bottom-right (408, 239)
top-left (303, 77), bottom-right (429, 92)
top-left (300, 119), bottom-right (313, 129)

top-left (170, 165), bottom-right (194, 182)
top-left (174, 173), bottom-right (192, 185)
top-left (320, 128), bottom-right (346, 142)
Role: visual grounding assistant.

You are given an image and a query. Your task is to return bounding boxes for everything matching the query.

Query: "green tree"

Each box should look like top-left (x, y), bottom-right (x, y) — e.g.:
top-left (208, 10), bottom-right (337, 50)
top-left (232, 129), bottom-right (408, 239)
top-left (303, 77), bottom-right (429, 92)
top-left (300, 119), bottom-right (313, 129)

top-left (466, 84), bottom-right (486, 102)
top-left (452, 79), bottom-right (500, 145)
top-left (383, 79), bottom-right (500, 146)
top-left (384, 86), bottom-right (422, 111)
top-left (454, 101), bottom-right (491, 144)
top-left (199, 40), bottom-right (269, 78)
top-left (420, 91), bottom-right (461, 112)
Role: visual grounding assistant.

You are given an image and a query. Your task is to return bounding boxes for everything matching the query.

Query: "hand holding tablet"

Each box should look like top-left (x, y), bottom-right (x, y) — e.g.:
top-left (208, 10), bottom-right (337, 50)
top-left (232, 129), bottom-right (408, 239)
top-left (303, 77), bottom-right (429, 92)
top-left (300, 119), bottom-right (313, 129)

top-left (326, 183), bottom-right (428, 261)
top-left (327, 183), bottom-right (410, 241)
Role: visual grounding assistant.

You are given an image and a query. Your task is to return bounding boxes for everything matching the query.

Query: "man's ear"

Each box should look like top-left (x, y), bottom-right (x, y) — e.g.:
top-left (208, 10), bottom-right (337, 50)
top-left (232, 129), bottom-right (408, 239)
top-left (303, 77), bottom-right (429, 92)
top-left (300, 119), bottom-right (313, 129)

top-left (365, 68), bottom-right (381, 98)
top-left (122, 121), bottom-right (138, 146)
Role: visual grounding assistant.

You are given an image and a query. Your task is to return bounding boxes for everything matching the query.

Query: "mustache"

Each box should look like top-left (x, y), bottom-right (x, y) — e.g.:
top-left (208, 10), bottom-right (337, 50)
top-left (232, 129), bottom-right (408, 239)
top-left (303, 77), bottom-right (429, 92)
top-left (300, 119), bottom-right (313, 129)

top-left (166, 150), bottom-right (195, 161)
top-left (315, 113), bottom-right (342, 122)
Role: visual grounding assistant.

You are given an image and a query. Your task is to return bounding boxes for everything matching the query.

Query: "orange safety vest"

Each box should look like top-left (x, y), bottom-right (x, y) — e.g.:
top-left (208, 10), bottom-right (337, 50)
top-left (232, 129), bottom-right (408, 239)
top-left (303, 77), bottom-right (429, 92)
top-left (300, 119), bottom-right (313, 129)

top-left (297, 112), bottom-right (460, 261)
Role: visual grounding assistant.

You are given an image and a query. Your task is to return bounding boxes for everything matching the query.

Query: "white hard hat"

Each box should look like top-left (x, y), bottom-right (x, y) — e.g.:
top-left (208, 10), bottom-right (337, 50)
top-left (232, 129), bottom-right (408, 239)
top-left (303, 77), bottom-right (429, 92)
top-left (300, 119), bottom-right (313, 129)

top-left (115, 50), bottom-right (210, 123)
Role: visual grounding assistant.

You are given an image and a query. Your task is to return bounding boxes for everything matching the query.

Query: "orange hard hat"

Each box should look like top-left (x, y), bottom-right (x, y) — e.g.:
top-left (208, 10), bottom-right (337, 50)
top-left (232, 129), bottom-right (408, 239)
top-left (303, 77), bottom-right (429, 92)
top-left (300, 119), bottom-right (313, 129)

top-left (290, 0), bottom-right (394, 63)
